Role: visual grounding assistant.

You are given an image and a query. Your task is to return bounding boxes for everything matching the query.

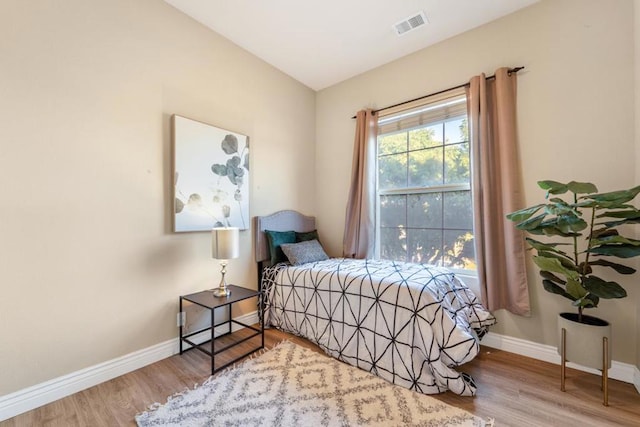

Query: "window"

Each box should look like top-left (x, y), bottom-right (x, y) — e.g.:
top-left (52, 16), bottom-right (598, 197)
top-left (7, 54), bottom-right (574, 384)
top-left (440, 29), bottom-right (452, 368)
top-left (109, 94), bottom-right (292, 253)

top-left (376, 91), bottom-right (476, 271)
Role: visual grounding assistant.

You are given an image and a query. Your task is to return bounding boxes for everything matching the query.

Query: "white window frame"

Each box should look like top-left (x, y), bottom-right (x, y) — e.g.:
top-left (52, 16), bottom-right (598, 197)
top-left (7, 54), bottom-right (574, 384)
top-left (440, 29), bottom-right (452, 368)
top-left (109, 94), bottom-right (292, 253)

top-left (374, 92), bottom-right (477, 277)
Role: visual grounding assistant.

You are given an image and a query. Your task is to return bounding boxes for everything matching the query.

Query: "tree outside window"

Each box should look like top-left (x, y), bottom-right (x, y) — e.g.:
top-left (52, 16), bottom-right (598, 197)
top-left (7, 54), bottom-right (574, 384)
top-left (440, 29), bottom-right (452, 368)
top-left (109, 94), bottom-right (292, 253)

top-left (377, 112), bottom-right (475, 270)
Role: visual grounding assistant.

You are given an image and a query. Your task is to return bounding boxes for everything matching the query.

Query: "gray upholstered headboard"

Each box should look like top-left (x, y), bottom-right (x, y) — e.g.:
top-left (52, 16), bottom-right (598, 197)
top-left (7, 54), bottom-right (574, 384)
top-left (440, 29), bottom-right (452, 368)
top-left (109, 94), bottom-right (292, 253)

top-left (254, 210), bottom-right (316, 263)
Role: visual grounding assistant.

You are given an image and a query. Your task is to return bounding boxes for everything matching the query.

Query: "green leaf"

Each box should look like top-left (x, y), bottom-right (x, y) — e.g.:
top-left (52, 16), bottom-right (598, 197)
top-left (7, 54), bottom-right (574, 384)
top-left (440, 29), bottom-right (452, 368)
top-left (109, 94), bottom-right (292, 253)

top-left (600, 217), bottom-right (640, 228)
top-left (588, 244), bottom-right (640, 258)
top-left (583, 276), bottom-right (627, 299)
top-left (588, 185), bottom-right (640, 203)
top-left (565, 279), bottom-right (587, 300)
top-left (591, 235), bottom-right (640, 247)
top-left (567, 181), bottom-right (598, 194)
top-left (533, 256), bottom-right (579, 281)
top-left (574, 199), bottom-right (598, 208)
top-left (537, 250), bottom-right (577, 270)
top-left (596, 201), bottom-right (637, 209)
top-left (542, 279), bottom-right (575, 301)
top-left (525, 238), bottom-right (571, 257)
top-left (506, 204), bottom-right (546, 222)
top-left (540, 270), bottom-right (566, 285)
top-left (515, 213), bottom-right (547, 231)
top-left (541, 226), bottom-right (580, 238)
top-left (596, 210), bottom-right (640, 219)
top-left (556, 215), bottom-right (588, 233)
top-left (590, 228), bottom-right (619, 239)
top-left (526, 229), bottom-right (546, 236)
top-left (538, 180), bottom-right (568, 196)
top-left (589, 259), bottom-right (636, 275)
top-left (578, 200), bottom-right (637, 209)
top-left (545, 202), bottom-right (576, 216)
top-left (537, 218), bottom-right (582, 237)
top-left (573, 296), bottom-right (599, 308)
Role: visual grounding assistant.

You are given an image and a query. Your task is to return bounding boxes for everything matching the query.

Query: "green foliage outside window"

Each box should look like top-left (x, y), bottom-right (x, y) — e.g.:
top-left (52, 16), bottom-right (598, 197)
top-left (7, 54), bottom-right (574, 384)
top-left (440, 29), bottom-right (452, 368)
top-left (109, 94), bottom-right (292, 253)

top-left (378, 118), bottom-right (475, 269)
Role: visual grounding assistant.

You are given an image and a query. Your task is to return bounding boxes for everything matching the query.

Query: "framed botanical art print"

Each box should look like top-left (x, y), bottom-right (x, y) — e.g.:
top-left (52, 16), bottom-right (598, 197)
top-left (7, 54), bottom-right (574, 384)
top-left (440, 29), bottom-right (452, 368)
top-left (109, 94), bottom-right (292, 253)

top-left (172, 115), bottom-right (249, 232)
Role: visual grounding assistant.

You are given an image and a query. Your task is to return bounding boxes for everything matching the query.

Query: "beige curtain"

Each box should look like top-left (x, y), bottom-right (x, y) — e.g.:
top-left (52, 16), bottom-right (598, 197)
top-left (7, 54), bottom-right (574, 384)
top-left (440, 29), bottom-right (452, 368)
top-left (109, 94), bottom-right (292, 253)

top-left (343, 109), bottom-right (377, 259)
top-left (467, 68), bottom-right (530, 316)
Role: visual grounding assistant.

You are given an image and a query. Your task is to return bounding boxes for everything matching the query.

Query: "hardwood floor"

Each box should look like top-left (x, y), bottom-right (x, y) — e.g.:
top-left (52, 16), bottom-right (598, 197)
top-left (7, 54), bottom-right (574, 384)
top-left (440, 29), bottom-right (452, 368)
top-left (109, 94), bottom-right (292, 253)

top-left (2, 329), bottom-right (639, 427)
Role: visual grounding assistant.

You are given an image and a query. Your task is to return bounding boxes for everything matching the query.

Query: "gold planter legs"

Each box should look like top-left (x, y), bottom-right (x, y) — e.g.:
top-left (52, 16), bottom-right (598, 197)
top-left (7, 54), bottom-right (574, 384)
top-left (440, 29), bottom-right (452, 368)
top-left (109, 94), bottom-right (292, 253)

top-left (560, 327), bottom-right (609, 406)
top-left (603, 336), bottom-right (608, 406)
top-left (560, 327), bottom-right (566, 392)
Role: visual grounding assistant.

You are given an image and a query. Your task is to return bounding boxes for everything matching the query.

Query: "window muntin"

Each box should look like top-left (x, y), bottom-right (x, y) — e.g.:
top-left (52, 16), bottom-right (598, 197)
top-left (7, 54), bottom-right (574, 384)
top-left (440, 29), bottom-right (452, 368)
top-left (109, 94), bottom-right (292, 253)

top-left (377, 94), bottom-right (475, 271)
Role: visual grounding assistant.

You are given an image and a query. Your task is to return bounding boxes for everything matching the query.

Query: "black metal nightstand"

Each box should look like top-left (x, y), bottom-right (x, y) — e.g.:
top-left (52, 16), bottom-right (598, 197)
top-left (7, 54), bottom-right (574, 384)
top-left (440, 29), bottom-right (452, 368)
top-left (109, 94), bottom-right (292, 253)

top-left (179, 285), bottom-right (264, 374)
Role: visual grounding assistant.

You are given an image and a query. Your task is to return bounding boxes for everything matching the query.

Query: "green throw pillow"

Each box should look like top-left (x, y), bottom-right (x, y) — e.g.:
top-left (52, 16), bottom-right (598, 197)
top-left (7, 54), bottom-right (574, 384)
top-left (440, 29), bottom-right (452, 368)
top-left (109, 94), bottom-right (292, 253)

top-left (265, 230), bottom-right (296, 265)
top-left (295, 229), bottom-right (320, 243)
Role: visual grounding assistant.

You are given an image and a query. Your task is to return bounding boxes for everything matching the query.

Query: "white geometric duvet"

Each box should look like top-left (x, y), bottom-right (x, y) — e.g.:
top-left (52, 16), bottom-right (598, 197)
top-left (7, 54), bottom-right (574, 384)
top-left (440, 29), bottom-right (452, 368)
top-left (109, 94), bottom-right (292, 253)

top-left (262, 258), bottom-right (496, 396)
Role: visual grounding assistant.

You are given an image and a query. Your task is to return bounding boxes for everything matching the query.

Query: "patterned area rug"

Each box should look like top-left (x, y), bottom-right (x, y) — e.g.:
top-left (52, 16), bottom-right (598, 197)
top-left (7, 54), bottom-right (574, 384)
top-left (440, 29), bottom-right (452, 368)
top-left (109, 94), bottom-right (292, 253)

top-left (136, 341), bottom-right (489, 426)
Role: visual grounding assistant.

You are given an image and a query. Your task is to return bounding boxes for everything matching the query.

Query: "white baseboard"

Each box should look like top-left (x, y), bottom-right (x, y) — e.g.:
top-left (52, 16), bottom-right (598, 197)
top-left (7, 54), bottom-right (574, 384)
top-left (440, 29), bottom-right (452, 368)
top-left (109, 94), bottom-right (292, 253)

top-left (482, 332), bottom-right (636, 385)
top-left (0, 311), bottom-right (259, 422)
top-left (0, 339), bottom-right (175, 422)
top-left (634, 366), bottom-right (640, 394)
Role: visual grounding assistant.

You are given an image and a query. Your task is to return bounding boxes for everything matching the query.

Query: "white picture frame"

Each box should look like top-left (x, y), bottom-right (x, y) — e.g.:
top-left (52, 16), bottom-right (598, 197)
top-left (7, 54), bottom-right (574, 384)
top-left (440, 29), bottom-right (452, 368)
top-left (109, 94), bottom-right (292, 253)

top-left (172, 115), bottom-right (250, 232)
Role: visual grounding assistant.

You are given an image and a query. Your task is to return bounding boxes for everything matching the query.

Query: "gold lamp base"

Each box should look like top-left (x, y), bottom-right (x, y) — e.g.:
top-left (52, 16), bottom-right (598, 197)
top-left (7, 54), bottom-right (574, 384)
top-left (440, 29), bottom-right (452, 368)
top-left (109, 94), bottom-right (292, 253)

top-left (211, 261), bottom-right (231, 297)
top-left (212, 285), bottom-right (231, 297)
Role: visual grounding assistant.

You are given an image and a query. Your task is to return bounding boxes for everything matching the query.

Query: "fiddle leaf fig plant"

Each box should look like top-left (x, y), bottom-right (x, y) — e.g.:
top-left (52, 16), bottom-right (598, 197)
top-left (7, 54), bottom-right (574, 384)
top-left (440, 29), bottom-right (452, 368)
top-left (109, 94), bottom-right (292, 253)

top-left (507, 180), bottom-right (640, 323)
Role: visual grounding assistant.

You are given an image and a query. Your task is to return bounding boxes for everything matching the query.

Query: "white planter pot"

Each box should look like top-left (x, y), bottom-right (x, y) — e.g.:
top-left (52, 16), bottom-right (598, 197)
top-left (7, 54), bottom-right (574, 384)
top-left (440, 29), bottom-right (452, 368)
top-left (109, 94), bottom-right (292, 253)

top-left (557, 312), bottom-right (611, 370)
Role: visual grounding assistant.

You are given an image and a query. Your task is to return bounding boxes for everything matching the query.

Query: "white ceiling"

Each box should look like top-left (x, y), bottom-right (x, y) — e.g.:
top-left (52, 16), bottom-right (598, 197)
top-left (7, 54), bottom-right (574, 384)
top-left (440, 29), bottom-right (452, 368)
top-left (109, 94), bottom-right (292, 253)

top-left (164, 0), bottom-right (539, 91)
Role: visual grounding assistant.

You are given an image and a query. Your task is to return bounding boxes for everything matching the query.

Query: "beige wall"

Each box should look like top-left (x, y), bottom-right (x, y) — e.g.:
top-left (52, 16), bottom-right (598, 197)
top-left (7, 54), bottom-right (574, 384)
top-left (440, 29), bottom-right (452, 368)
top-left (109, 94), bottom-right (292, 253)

top-left (0, 0), bottom-right (315, 395)
top-left (316, 0), bottom-right (638, 363)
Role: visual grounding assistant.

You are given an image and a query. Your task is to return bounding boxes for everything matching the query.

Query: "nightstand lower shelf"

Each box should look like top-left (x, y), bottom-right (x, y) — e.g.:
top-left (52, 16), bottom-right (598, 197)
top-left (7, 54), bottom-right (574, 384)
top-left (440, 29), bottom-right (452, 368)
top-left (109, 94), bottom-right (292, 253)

top-left (179, 285), bottom-right (264, 374)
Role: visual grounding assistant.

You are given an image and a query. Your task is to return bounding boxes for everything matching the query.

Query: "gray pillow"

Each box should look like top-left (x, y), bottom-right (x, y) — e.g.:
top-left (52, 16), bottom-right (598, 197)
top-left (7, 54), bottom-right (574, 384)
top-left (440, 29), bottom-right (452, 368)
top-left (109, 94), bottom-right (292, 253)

top-left (280, 239), bottom-right (329, 265)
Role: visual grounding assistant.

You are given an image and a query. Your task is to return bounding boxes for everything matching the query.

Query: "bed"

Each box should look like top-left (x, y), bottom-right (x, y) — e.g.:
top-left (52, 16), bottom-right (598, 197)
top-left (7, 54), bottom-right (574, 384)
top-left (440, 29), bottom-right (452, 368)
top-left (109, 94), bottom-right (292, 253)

top-left (255, 210), bottom-right (496, 396)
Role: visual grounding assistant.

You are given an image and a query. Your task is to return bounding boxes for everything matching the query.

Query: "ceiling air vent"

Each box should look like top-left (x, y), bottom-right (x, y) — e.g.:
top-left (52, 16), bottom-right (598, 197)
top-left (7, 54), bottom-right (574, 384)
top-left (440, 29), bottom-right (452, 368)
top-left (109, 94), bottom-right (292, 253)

top-left (393, 11), bottom-right (428, 36)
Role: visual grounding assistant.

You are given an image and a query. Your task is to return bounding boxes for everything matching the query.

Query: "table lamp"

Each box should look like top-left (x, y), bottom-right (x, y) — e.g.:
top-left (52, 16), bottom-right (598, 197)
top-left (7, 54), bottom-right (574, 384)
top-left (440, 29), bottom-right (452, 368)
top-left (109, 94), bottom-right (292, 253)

top-left (211, 227), bottom-right (239, 297)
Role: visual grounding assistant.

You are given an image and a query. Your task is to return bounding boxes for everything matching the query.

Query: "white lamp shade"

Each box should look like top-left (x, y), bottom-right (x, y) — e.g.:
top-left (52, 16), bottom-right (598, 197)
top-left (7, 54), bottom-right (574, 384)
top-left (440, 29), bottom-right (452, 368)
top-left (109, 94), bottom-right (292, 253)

top-left (211, 227), bottom-right (240, 260)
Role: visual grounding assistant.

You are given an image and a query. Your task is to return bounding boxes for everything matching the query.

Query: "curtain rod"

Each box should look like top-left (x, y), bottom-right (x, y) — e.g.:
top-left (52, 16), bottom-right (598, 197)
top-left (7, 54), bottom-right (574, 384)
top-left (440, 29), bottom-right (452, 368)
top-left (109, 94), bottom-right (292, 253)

top-left (350, 66), bottom-right (524, 119)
